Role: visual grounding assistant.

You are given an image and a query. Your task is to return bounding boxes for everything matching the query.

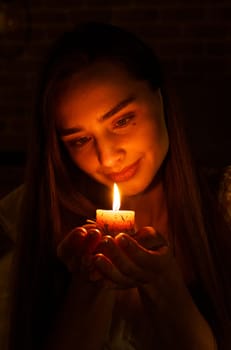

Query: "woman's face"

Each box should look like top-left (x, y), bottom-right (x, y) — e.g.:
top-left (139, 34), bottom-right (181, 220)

top-left (55, 62), bottom-right (169, 196)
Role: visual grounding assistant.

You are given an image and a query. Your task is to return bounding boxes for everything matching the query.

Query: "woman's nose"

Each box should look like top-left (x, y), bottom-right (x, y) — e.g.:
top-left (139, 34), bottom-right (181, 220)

top-left (95, 138), bottom-right (124, 168)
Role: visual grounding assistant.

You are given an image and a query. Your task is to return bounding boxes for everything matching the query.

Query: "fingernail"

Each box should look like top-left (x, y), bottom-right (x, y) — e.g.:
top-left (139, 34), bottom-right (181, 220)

top-left (117, 234), bottom-right (129, 247)
top-left (98, 236), bottom-right (111, 250)
top-left (74, 227), bottom-right (87, 238)
top-left (102, 236), bottom-right (111, 245)
top-left (88, 228), bottom-right (100, 238)
top-left (94, 254), bottom-right (103, 264)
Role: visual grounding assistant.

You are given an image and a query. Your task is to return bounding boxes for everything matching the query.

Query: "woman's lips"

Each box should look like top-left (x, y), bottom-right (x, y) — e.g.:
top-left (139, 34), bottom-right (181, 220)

top-left (106, 159), bottom-right (140, 183)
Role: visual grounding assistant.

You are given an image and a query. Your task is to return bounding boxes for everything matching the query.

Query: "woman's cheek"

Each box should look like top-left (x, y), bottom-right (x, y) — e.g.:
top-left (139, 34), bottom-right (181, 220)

top-left (74, 148), bottom-right (97, 173)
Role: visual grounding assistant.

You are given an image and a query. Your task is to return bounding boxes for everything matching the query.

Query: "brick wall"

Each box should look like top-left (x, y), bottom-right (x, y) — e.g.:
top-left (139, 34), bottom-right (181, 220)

top-left (0, 0), bottom-right (231, 196)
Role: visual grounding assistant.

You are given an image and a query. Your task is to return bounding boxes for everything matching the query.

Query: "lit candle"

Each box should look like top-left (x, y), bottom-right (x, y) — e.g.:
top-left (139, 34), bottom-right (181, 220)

top-left (96, 183), bottom-right (135, 237)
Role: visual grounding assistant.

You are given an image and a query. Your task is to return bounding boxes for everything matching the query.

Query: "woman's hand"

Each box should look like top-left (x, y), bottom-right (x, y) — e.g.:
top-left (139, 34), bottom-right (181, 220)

top-left (89, 226), bottom-right (171, 289)
top-left (57, 222), bottom-right (171, 288)
top-left (57, 224), bottom-right (176, 291)
top-left (56, 225), bottom-right (216, 349)
top-left (46, 225), bottom-right (117, 350)
top-left (57, 223), bottom-right (102, 274)
top-left (87, 227), bottom-right (217, 349)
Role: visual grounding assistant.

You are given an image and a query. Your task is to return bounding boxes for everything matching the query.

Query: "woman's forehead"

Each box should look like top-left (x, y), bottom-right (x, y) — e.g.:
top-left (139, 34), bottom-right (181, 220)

top-left (55, 63), bottom-right (140, 112)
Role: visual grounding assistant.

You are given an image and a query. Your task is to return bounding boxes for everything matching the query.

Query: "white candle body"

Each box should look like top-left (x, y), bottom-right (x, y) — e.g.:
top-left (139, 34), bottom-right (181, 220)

top-left (96, 209), bottom-right (135, 237)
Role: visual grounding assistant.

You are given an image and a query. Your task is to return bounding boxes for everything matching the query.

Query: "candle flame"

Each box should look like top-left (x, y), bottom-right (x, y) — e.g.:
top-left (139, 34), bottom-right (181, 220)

top-left (113, 183), bottom-right (120, 211)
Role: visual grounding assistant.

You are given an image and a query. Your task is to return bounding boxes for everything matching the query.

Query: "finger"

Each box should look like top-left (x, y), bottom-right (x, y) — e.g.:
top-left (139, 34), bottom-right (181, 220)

top-left (57, 228), bottom-right (88, 272)
top-left (96, 236), bottom-right (147, 283)
top-left (83, 228), bottom-right (102, 254)
top-left (116, 233), bottom-right (170, 271)
top-left (92, 253), bottom-right (136, 288)
top-left (82, 223), bottom-right (99, 230)
top-left (57, 227), bottom-right (87, 262)
top-left (80, 229), bottom-right (103, 274)
top-left (134, 226), bottom-right (168, 250)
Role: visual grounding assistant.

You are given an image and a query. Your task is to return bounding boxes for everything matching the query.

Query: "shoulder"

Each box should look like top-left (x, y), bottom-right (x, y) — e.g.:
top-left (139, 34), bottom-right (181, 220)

top-left (0, 186), bottom-right (24, 350)
top-left (218, 166), bottom-right (231, 227)
top-left (0, 185), bottom-right (24, 244)
top-left (199, 165), bottom-right (231, 228)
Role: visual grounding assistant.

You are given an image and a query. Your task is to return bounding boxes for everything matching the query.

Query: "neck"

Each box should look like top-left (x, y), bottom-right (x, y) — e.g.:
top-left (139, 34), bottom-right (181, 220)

top-left (122, 179), bottom-right (169, 239)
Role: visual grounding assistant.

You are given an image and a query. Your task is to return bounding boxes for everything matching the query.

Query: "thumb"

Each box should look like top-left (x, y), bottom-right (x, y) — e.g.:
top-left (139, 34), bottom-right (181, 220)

top-left (134, 226), bottom-right (168, 251)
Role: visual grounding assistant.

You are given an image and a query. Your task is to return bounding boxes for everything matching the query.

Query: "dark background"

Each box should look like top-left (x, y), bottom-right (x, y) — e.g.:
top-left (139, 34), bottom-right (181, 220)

top-left (0, 0), bottom-right (230, 198)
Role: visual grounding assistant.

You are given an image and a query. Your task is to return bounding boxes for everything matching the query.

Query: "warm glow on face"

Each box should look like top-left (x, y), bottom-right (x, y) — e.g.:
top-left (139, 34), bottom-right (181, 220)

top-left (113, 183), bottom-right (120, 211)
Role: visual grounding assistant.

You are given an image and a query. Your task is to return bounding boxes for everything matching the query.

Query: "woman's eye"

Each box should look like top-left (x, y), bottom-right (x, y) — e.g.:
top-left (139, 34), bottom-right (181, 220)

top-left (114, 114), bottom-right (134, 128)
top-left (69, 136), bottom-right (91, 148)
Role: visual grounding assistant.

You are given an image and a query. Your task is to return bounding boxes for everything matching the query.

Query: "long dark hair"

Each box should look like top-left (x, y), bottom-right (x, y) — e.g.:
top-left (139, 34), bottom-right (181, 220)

top-left (9, 21), bottom-right (231, 349)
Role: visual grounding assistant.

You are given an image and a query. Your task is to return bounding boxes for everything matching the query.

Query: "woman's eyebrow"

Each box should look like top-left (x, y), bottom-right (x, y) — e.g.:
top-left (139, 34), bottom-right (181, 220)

top-left (99, 95), bottom-right (136, 122)
top-left (58, 95), bottom-right (136, 137)
top-left (58, 126), bottom-right (82, 136)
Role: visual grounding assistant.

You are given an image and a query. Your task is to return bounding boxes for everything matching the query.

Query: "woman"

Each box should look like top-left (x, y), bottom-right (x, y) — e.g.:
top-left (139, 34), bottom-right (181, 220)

top-left (4, 22), bottom-right (231, 349)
